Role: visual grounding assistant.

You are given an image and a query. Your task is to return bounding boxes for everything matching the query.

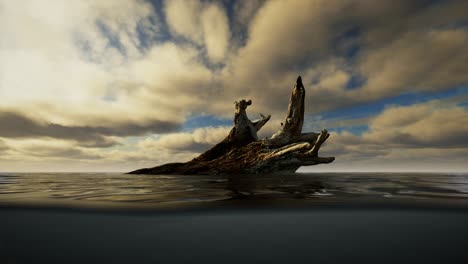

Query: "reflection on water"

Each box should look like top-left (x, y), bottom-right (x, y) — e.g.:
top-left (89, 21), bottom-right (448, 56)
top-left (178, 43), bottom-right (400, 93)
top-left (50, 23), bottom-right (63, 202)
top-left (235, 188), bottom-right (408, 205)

top-left (0, 172), bottom-right (468, 206)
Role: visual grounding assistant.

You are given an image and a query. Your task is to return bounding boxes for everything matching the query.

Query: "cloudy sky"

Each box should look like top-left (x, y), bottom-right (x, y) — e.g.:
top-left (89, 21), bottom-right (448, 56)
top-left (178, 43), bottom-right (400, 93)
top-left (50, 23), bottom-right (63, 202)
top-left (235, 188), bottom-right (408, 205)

top-left (1, 0), bottom-right (467, 172)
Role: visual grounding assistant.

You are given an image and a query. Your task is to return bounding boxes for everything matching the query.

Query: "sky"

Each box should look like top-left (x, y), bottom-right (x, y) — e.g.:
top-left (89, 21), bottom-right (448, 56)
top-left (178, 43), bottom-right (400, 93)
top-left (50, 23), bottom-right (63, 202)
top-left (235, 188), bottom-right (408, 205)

top-left (0, 0), bottom-right (467, 172)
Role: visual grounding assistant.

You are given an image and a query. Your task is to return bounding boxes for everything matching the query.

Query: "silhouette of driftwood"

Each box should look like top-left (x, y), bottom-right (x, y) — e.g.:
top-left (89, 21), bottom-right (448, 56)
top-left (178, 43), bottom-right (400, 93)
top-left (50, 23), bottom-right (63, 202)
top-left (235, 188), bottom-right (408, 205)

top-left (129, 76), bottom-right (334, 175)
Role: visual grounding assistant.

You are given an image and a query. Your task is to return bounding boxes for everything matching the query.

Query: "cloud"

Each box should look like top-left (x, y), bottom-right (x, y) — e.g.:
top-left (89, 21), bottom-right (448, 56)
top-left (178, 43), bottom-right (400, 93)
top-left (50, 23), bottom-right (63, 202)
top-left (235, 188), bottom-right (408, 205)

top-left (0, 139), bottom-right (8, 153)
top-left (164, 0), bottom-right (204, 43)
top-left (318, 99), bottom-right (468, 170)
top-left (0, 0), bottom-right (172, 124)
top-left (0, 135), bottom-right (201, 171)
top-left (0, 111), bottom-right (180, 147)
top-left (356, 29), bottom-right (468, 100)
top-left (139, 126), bottom-right (231, 153)
top-left (20, 144), bottom-right (103, 160)
top-left (233, 0), bottom-right (265, 28)
top-left (5, 0), bottom-right (465, 128)
top-left (222, 0), bottom-right (350, 106)
top-left (308, 1), bottom-right (468, 112)
top-left (0, 0), bottom-right (216, 138)
top-left (363, 102), bottom-right (468, 148)
top-left (1, 0), bottom-right (467, 171)
top-left (221, 0), bottom-right (468, 115)
top-left (229, 0), bottom-right (265, 51)
top-left (201, 4), bottom-right (230, 62)
top-left (129, 42), bottom-right (213, 97)
top-left (164, 0), bottom-right (230, 63)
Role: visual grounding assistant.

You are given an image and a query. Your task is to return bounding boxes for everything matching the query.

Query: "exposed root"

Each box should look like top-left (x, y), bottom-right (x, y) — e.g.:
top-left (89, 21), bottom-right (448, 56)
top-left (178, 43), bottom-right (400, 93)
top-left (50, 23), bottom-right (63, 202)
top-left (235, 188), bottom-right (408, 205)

top-left (129, 76), bottom-right (335, 175)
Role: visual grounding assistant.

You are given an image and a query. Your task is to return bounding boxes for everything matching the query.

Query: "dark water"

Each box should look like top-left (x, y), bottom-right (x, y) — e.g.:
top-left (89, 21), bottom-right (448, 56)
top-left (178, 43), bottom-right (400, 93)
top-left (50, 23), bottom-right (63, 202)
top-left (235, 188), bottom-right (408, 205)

top-left (2, 172), bottom-right (468, 264)
top-left (1, 172), bottom-right (468, 208)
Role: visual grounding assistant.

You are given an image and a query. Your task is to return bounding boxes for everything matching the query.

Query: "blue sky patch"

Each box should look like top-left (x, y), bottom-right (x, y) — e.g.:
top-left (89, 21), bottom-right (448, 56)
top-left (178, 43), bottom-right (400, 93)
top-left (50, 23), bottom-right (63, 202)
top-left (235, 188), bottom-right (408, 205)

top-left (182, 115), bottom-right (232, 131)
top-left (345, 74), bottom-right (367, 90)
top-left (328, 125), bottom-right (369, 135)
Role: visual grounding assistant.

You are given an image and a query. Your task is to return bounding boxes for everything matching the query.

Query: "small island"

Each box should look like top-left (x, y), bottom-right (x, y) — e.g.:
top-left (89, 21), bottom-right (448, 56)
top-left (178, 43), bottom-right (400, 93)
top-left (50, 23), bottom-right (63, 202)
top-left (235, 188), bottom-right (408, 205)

top-left (129, 76), bottom-right (335, 175)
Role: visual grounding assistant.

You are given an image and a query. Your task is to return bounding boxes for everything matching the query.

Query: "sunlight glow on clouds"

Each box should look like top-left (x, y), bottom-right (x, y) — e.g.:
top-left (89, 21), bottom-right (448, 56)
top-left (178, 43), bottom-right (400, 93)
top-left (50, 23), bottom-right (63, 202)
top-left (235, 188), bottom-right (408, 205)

top-left (0, 0), bottom-right (467, 172)
top-left (165, 0), bottom-right (230, 63)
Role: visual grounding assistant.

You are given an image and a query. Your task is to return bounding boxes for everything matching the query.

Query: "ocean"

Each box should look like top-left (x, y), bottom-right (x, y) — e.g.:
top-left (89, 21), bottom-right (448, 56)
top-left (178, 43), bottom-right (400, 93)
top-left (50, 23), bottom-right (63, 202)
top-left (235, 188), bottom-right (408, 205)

top-left (1, 172), bottom-right (468, 263)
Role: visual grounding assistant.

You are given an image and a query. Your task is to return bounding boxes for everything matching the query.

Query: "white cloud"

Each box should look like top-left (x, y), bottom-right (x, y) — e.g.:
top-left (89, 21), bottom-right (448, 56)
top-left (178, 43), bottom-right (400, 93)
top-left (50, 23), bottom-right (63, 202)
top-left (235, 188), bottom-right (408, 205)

top-left (0, 139), bottom-right (8, 153)
top-left (314, 99), bottom-right (468, 171)
top-left (0, 0), bottom-right (219, 131)
top-left (233, 0), bottom-right (264, 28)
top-left (164, 0), bottom-right (203, 43)
top-left (363, 102), bottom-right (468, 148)
top-left (356, 29), bottom-right (468, 100)
top-left (221, 0), bottom-right (468, 115)
top-left (201, 4), bottom-right (230, 63)
top-left (1, 0), bottom-right (468, 171)
top-left (139, 126), bottom-right (231, 153)
top-left (164, 0), bottom-right (230, 63)
top-left (0, 0), bottom-right (163, 124)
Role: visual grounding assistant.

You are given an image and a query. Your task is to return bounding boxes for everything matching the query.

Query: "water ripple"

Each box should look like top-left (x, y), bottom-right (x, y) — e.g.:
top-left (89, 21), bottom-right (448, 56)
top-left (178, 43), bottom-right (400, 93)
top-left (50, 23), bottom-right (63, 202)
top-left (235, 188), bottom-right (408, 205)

top-left (0, 172), bottom-right (467, 205)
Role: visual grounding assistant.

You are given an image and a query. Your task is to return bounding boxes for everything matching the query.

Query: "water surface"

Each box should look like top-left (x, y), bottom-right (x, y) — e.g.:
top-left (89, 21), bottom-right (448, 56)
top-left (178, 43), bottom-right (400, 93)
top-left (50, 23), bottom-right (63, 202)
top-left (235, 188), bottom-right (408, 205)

top-left (1, 172), bottom-right (467, 209)
top-left (2, 172), bottom-right (468, 263)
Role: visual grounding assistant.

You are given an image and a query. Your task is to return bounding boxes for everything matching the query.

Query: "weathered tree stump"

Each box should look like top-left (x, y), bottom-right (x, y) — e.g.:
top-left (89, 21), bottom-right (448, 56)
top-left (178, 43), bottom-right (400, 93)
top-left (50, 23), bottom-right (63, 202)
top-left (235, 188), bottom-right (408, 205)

top-left (129, 76), bottom-right (335, 175)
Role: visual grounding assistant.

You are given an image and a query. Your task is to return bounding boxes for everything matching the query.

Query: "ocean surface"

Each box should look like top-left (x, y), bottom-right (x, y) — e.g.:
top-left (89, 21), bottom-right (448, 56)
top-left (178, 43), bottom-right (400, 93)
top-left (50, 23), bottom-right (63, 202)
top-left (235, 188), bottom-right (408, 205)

top-left (1, 172), bottom-right (468, 208)
top-left (2, 172), bottom-right (468, 263)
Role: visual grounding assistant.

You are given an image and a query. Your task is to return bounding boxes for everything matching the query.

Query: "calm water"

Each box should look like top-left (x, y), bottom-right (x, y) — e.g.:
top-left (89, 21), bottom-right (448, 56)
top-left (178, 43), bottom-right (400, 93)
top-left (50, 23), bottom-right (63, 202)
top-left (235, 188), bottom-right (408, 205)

top-left (3, 172), bottom-right (468, 263)
top-left (1, 172), bottom-right (468, 208)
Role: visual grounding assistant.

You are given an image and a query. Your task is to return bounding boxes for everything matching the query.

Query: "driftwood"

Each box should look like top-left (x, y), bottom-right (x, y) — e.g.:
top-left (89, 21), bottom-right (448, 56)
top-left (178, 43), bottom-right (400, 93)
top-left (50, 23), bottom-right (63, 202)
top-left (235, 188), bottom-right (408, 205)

top-left (129, 76), bottom-right (334, 175)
